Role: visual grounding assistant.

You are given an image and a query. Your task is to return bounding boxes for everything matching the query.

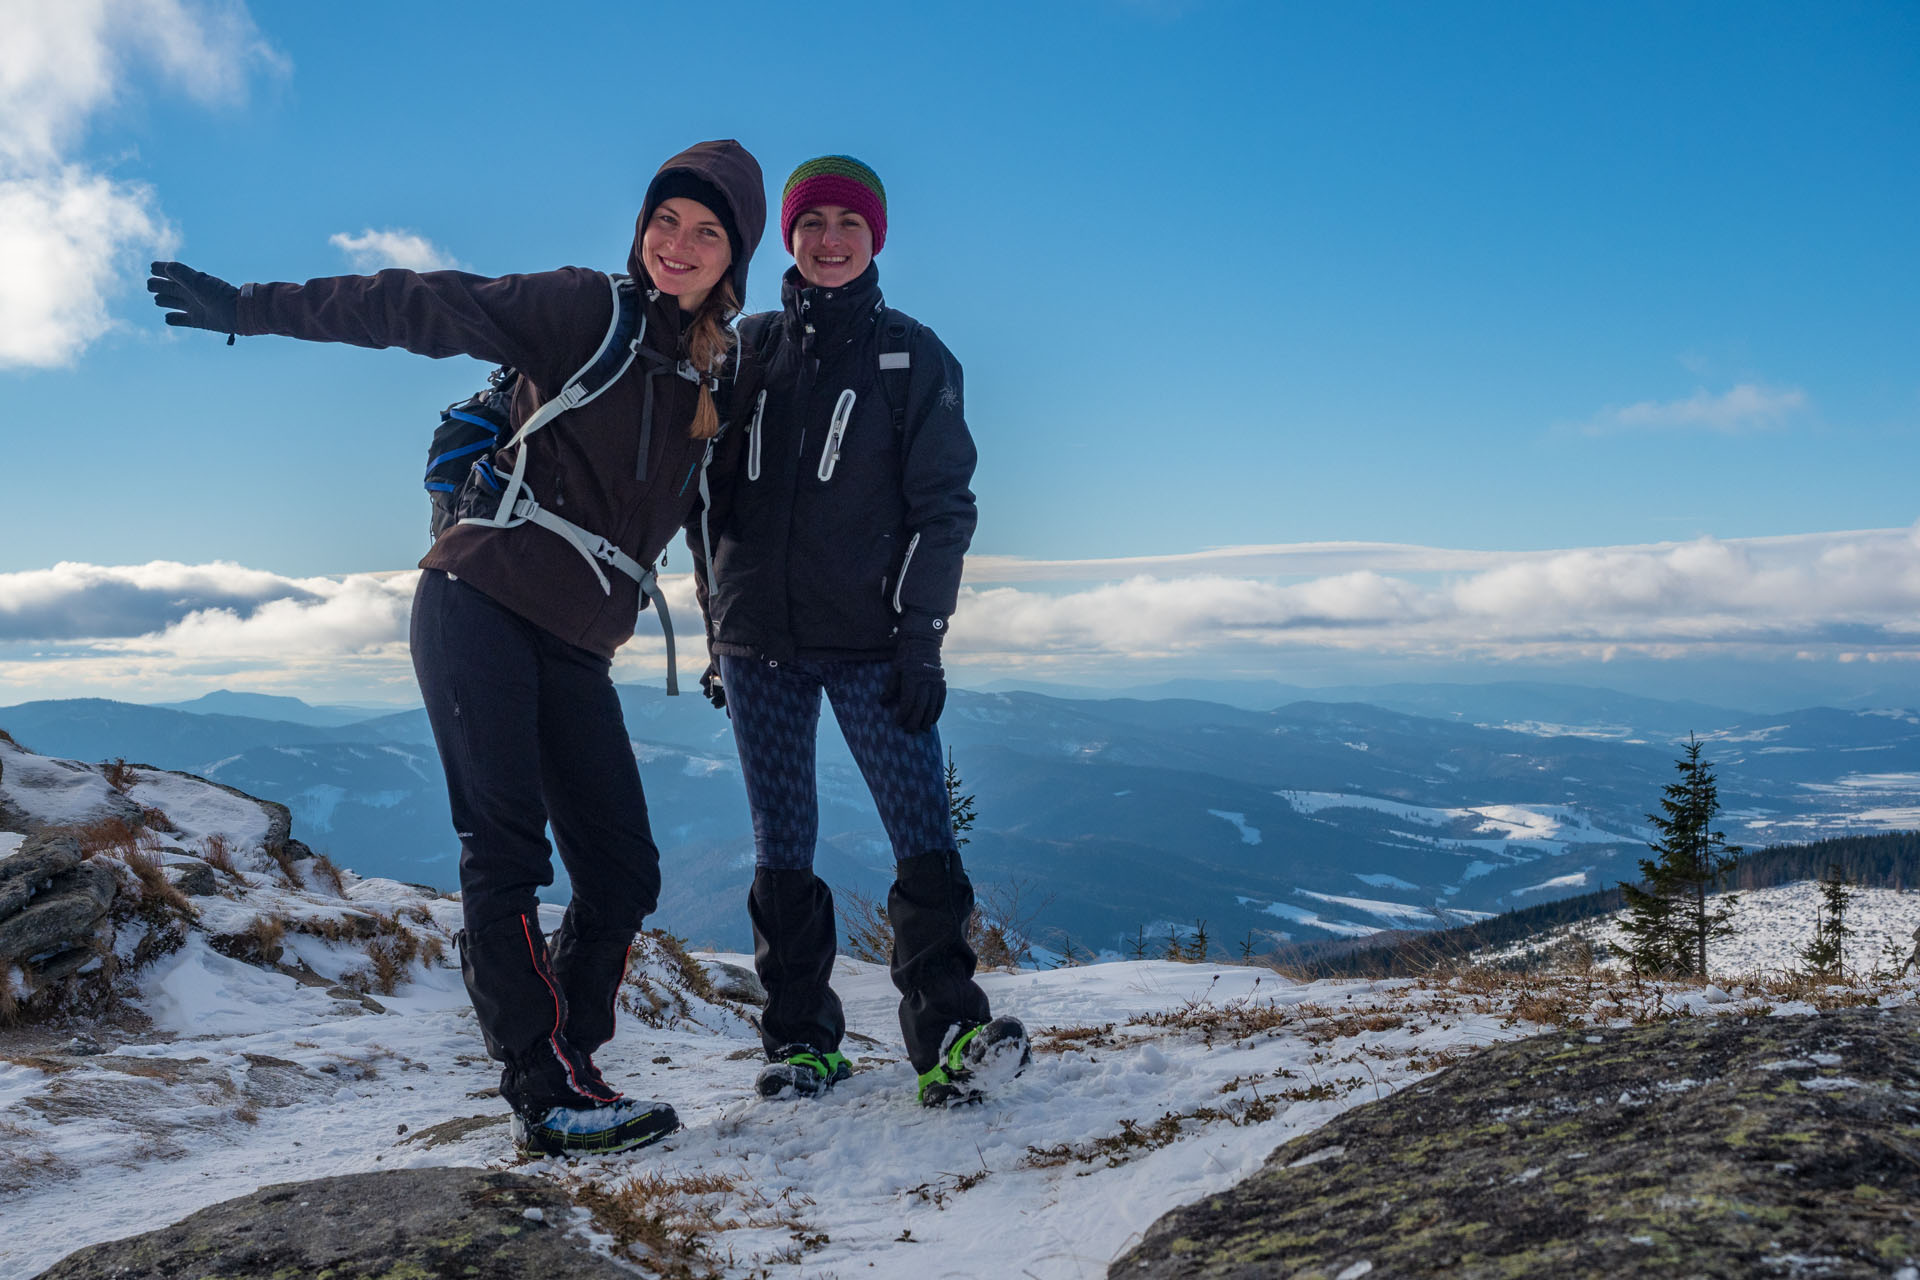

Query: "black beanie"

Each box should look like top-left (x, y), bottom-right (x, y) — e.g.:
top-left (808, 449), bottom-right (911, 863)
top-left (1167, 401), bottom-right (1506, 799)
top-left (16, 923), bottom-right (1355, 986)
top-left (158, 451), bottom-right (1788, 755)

top-left (644, 170), bottom-right (742, 267)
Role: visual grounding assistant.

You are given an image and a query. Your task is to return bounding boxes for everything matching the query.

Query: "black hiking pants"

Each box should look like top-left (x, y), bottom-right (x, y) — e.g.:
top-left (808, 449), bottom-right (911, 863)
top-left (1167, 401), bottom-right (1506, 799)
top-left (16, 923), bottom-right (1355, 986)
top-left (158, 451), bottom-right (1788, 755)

top-left (412, 570), bottom-right (660, 1103)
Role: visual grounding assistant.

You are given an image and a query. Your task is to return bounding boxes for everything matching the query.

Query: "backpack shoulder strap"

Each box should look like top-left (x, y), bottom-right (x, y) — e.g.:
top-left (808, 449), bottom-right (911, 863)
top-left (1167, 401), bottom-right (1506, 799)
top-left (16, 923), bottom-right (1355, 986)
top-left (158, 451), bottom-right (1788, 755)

top-left (875, 306), bottom-right (921, 432)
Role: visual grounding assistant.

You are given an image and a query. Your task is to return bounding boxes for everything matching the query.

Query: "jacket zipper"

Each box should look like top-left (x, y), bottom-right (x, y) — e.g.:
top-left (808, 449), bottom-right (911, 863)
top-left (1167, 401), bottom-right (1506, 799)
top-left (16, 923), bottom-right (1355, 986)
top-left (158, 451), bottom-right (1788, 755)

top-left (816, 389), bottom-right (856, 482)
top-left (747, 389), bottom-right (766, 481)
top-left (892, 532), bottom-right (921, 612)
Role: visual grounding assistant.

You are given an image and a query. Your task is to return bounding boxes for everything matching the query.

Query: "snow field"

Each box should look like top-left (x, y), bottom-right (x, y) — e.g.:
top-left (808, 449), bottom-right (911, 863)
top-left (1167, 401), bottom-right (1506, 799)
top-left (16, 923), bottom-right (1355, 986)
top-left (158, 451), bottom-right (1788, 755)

top-left (1519, 882), bottom-right (1920, 980)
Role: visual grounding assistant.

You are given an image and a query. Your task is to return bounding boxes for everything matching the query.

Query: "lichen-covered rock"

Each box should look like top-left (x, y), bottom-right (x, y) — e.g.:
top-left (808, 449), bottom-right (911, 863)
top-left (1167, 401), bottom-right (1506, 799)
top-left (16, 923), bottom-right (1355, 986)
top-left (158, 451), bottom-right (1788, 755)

top-left (1113, 1007), bottom-right (1920, 1279)
top-left (32, 1167), bottom-right (631, 1280)
top-left (0, 860), bottom-right (118, 963)
top-left (0, 832), bottom-right (83, 917)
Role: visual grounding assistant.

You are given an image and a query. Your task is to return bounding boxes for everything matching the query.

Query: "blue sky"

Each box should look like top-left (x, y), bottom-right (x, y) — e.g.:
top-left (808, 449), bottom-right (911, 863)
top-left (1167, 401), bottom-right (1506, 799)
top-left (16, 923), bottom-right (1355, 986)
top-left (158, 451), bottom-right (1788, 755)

top-left (2, 1), bottom-right (1917, 706)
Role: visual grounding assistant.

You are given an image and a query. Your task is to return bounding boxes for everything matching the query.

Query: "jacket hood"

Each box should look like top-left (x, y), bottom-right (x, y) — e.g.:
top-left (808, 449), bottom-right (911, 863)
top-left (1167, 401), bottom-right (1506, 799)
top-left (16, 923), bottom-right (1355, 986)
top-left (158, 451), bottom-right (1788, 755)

top-left (631, 139), bottom-right (766, 305)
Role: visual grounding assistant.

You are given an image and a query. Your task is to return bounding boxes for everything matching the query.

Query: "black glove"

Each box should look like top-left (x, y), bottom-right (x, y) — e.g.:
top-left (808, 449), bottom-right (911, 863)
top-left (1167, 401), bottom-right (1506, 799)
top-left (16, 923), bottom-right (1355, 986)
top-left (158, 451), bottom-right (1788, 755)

top-left (699, 661), bottom-right (726, 712)
top-left (882, 632), bottom-right (946, 733)
top-left (147, 261), bottom-right (240, 338)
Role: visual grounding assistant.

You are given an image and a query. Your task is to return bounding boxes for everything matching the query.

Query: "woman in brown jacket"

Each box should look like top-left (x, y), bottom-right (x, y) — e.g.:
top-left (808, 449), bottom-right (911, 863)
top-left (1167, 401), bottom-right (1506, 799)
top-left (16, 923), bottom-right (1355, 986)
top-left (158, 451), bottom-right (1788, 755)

top-left (149, 140), bottom-right (766, 1155)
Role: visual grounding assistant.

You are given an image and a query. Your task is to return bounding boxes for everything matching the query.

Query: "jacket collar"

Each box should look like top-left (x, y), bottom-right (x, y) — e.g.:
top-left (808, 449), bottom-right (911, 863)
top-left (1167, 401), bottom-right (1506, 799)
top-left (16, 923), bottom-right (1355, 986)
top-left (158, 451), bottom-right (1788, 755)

top-left (780, 262), bottom-right (882, 347)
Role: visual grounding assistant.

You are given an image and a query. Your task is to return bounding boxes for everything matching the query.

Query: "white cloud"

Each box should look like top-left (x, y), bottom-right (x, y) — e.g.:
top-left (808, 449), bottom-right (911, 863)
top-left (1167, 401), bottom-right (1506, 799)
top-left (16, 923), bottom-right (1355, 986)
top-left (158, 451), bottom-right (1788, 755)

top-left (0, 0), bottom-right (284, 368)
top-left (9, 527), bottom-right (1920, 702)
top-left (329, 229), bottom-right (462, 273)
top-left (1591, 383), bottom-right (1808, 434)
top-left (0, 165), bottom-right (174, 366)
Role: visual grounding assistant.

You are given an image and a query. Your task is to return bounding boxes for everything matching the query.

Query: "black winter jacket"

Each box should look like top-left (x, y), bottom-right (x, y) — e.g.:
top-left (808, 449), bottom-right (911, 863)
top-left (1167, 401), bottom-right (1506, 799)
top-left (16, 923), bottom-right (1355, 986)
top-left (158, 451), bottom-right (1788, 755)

top-left (695, 264), bottom-right (977, 662)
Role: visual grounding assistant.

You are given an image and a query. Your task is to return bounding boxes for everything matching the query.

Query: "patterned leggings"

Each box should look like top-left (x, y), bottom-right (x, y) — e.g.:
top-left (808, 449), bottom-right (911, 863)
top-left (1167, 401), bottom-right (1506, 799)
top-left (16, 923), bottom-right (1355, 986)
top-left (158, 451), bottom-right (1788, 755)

top-left (717, 654), bottom-right (953, 870)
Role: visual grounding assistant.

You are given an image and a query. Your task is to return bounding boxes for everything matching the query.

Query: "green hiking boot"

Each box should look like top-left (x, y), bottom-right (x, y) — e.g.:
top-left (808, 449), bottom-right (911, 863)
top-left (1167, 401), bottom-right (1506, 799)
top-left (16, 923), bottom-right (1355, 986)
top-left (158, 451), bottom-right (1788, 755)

top-left (917, 1016), bottom-right (1031, 1106)
top-left (755, 1045), bottom-right (853, 1099)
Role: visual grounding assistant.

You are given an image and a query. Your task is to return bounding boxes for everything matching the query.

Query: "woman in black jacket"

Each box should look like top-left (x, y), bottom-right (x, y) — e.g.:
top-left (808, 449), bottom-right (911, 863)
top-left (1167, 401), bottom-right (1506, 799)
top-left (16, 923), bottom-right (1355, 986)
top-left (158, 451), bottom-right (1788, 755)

top-left (696, 155), bottom-right (1028, 1106)
top-left (150, 140), bottom-right (766, 1154)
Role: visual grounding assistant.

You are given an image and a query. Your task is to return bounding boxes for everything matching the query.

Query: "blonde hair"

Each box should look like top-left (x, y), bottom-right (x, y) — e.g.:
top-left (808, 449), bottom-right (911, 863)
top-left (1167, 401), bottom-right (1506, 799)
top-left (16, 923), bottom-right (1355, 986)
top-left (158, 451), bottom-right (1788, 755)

top-left (685, 276), bottom-right (739, 440)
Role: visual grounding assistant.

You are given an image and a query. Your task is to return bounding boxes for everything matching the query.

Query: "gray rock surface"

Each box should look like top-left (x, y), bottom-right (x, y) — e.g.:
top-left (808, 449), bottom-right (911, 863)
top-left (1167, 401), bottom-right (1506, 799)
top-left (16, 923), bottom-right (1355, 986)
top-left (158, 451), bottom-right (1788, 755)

top-left (702, 958), bottom-right (767, 1004)
top-left (164, 858), bottom-right (220, 897)
top-left (0, 832), bottom-right (84, 917)
top-left (0, 859), bottom-right (118, 963)
top-left (1113, 1006), bottom-right (1920, 1279)
top-left (33, 1166), bottom-right (630, 1280)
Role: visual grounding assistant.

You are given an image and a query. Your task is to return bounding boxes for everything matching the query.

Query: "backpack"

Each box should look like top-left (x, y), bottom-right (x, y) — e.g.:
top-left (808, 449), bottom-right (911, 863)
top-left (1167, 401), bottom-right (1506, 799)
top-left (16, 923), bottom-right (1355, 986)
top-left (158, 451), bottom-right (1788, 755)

top-left (422, 273), bottom-right (710, 693)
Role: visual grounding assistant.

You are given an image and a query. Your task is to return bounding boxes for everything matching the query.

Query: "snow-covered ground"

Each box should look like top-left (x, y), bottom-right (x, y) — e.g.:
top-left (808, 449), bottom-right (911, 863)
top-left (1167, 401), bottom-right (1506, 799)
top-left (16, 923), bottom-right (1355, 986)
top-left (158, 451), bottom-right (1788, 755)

top-left (6, 741), bottom-right (1920, 1278)
top-left (1516, 881), bottom-right (1920, 980)
top-left (9, 937), bottom-right (1916, 1278)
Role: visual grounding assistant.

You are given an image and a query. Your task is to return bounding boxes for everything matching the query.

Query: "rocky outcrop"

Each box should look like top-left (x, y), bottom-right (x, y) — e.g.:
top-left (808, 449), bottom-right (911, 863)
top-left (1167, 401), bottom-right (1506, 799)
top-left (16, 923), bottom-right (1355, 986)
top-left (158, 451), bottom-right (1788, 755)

top-left (0, 834), bottom-right (118, 999)
top-left (33, 1167), bottom-right (630, 1279)
top-left (1113, 1006), bottom-right (1920, 1279)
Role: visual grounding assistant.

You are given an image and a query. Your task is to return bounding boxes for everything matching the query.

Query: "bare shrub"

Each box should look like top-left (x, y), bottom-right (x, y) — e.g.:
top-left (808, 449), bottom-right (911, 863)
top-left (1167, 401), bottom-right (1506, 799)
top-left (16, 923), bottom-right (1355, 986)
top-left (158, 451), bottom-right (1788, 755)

top-left (837, 876), bottom-right (1049, 970)
top-left (100, 758), bottom-right (137, 792)
top-left (836, 884), bottom-right (893, 964)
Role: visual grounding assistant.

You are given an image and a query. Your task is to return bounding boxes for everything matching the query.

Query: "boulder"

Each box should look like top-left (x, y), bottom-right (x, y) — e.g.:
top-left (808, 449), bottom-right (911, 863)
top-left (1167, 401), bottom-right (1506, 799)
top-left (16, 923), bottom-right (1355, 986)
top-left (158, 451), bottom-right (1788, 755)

top-left (1113, 1006), bottom-right (1920, 1279)
top-left (0, 860), bottom-right (118, 964)
top-left (0, 832), bottom-right (84, 917)
top-left (33, 1167), bottom-right (631, 1280)
top-left (164, 859), bottom-right (221, 898)
top-left (701, 958), bottom-right (767, 1004)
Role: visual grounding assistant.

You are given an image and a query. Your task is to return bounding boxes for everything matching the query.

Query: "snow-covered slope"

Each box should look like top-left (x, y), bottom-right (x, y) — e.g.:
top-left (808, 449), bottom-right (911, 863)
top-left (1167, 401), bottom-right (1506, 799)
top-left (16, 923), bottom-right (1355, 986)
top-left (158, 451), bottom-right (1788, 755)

top-left (7, 737), bottom-right (1920, 1278)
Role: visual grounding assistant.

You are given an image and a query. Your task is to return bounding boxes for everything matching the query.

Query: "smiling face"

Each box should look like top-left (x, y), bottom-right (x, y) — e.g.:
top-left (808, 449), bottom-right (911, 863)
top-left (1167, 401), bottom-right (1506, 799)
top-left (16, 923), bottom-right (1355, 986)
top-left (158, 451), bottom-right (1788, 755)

top-left (641, 197), bottom-right (732, 310)
top-left (790, 205), bottom-right (874, 289)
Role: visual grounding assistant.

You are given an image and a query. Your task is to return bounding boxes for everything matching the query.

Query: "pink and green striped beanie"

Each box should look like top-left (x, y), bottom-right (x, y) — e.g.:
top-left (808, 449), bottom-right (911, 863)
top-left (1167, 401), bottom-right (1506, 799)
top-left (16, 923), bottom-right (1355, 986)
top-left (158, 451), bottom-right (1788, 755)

top-left (781, 155), bottom-right (887, 255)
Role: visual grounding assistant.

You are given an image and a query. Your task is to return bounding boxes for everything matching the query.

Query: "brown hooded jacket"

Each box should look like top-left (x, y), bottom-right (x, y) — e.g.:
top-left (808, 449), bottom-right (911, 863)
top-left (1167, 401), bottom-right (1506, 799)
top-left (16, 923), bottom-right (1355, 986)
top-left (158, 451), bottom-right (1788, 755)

top-left (233, 140), bottom-right (766, 659)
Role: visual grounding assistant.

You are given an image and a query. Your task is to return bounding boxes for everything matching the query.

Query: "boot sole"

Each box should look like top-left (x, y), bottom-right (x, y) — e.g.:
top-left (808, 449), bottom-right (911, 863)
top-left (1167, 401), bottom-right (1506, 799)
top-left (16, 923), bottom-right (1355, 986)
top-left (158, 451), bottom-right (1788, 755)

top-left (512, 1104), bottom-right (680, 1155)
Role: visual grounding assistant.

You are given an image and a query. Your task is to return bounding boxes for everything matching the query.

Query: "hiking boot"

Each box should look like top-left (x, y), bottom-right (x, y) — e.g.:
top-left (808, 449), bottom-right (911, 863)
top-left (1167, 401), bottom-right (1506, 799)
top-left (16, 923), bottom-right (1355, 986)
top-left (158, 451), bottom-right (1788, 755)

top-left (755, 1044), bottom-right (853, 1099)
top-left (917, 1016), bottom-right (1031, 1107)
top-left (511, 1097), bottom-right (680, 1156)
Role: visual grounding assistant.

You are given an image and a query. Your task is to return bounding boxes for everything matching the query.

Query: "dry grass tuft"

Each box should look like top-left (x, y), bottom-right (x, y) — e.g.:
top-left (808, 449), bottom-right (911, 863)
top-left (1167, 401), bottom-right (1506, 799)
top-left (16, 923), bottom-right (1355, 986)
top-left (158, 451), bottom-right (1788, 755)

top-left (137, 805), bottom-right (173, 832)
top-left (565, 1170), bottom-right (826, 1279)
top-left (70, 816), bottom-right (146, 858)
top-left (245, 914), bottom-right (287, 965)
top-left (362, 931), bottom-right (422, 996)
top-left (122, 847), bottom-right (194, 918)
top-left (0, 727), bottom-right (19, 748)
top-left (1024, 1096), bottom-right (1285, 1171)
top-left (1033, 1022), bottom-right (1123, 1054)
top-left (310, 854), bottom-right (347, 896)
top-left (99, 757), bottom-right (138, 792)
top-left (199, 834), bottom-right (241, 879)
top-left (263, 842), bottom-right (301, 885)
top-left (647, 929), bottom-right (720, 1004)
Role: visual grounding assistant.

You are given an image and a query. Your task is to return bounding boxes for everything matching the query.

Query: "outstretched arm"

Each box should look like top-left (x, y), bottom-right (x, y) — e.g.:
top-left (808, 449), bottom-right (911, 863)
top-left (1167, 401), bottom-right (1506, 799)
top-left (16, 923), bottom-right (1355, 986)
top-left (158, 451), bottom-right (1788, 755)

top-left (147, 260), bottom-right (610, 389)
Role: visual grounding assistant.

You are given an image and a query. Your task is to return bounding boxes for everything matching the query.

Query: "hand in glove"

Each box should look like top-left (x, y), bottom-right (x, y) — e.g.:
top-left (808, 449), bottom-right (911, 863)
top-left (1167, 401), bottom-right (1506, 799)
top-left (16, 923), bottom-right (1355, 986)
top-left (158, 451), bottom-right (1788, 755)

top-left (882, 632), bottom-right (946, 733)
top-left (700, 661), bottom-right (727, 712)
top-left (147, 261), bottom-right (240, 338)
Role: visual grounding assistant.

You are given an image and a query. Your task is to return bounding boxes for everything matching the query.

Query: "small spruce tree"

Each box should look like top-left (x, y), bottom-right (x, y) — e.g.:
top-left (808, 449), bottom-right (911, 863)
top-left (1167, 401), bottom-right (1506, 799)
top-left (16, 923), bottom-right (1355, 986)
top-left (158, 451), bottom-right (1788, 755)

top-left (1615, 734), bottom-right (1742, 976)
top-left (1799, 865), bottom-right (1854, 978)
top-left (945, 748), bottom-right (976, 849)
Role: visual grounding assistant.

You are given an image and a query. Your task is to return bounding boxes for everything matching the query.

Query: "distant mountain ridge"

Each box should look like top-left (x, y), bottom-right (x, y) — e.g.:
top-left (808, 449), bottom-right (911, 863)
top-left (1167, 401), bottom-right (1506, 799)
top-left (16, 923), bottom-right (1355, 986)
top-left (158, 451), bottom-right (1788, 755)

top-left (5, 683), bottom-right (1920, 952)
